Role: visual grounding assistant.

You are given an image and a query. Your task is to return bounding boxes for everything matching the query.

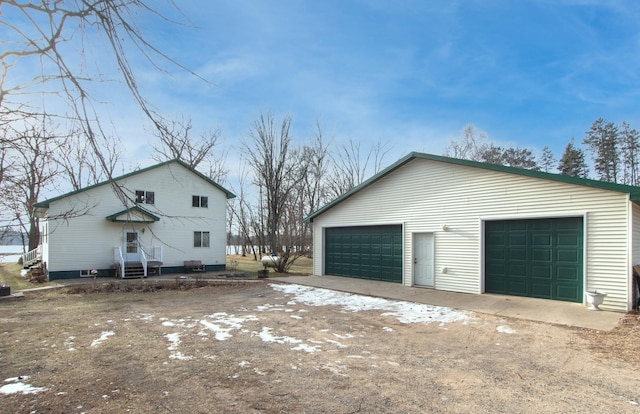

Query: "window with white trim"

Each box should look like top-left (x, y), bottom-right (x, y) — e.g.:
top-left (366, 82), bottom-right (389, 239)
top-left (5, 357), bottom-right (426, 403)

top-left (194, 231), bottom-right (210, 248)
top-left (192, 195), bottom-right (208, 208)
top-left (135, 190), bottom-right (155, 205)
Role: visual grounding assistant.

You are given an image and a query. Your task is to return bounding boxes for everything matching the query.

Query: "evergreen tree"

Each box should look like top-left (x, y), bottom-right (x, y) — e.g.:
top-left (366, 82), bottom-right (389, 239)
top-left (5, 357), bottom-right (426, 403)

top-left (619, 121), bottom-right (640, 186)
top-left (479, 144), bottom-right (539, 170)
top-left (558, 138), bottom-right (589, 178)
top-left (583, 118), bottom-right (620, 183)
top-left (540, 146), bottom-right (555, 173)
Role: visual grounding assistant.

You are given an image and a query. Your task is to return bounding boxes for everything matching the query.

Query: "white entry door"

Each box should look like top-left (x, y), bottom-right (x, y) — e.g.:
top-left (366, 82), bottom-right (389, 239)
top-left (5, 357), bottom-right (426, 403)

top-left (124, 231), bottom-right (140, 262)
top-left (413, 233), bottom-right (434, 287)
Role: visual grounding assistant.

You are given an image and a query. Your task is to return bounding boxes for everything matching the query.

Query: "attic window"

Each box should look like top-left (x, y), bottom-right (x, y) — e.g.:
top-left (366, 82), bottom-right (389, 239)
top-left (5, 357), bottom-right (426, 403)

top-left (135, 190), bottom-right (155, 205)
top-left (192, 195), bottom-right (208, 208)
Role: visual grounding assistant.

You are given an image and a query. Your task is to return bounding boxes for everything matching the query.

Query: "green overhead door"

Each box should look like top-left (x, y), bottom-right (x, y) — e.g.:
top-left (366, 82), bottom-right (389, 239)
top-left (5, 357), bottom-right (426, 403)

top-left (325, 225), bottom-right (402, 283)
top-left (485, 217), bottom-right (583, 302)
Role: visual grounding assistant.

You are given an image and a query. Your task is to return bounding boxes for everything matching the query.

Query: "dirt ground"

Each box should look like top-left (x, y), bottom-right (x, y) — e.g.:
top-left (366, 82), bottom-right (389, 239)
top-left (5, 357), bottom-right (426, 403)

top-left (1, 280), bottom-right (639, 413)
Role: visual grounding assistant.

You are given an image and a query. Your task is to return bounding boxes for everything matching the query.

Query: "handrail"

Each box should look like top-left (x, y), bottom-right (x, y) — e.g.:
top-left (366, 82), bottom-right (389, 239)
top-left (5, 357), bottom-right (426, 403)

top-left (142, 246), bottom-right (163, 262)
top-left (21, 246), bottom-right (41, 266)
top-left (113, 246), bottom-right (125, 279)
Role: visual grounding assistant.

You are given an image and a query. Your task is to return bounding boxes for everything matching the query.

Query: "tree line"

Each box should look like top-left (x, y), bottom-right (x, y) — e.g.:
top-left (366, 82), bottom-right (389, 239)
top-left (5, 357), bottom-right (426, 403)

top-left (444, 120), bottom-right (640, 186)
top-left (0, 110), bottom-right (389, 271)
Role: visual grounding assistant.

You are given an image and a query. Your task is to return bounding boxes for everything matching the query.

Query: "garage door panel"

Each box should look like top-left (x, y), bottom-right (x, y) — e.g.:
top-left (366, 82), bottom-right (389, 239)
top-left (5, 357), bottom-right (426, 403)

top-left (556, 285), bottom-right (580, 301)
top-left (485, 217), bottom-right (583, 303)
top-left (325, 225), bottom-right (402, 283)
top-left (531, 265), bottom-right (551, 278)
top-left (510, 233), bottom-right (527, 245)
top-left (556, 266), bottom-right (580, 281)
top-left (532, 234), bottom-right (551, 246)
top-left (531, 283), bottom-right (552, 298)
top-left (532, 249), bottom-right (551, 261)
top-left (508, 280), bottom-right (528, 296)
top-left (557, 249), bottom-right (579, 263)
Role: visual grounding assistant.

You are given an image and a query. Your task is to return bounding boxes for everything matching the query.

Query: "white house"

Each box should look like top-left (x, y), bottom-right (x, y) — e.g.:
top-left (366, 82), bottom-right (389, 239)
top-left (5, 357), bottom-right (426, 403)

top-left (306, 152), bottom-right (640, 312)
top-left (32, 159), bottom-right (235, 280)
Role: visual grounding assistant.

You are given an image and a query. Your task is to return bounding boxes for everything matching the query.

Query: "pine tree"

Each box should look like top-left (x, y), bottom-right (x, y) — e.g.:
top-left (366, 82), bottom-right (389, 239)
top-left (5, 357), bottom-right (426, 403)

top-left (540, 146), bottom-right (555, 173)
top-left (583, 118), bottom-right (620, 183)
top-left (558, 138), bottom-right (589, 178)
top-left (620, 121), bottom-right (640, 186)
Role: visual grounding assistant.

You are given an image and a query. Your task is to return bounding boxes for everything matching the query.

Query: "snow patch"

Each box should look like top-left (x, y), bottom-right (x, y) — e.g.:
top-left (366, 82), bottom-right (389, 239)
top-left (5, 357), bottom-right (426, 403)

top-left (199, 313), bottom-right (258, 341)
top-left (258, 327), bottom-right (302, 345)
top-left (270, 284), bottom-right (471, 325)
top-left (497, 325), bottom-right (515, 334)
top-left (1, 376), bottom-right (47, 395)
top-left (91, 331), bottom-right (114, 347)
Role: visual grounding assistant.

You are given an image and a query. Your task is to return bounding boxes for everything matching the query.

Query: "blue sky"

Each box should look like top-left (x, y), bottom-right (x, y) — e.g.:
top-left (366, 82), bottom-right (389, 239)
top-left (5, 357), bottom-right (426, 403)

top-left (10, 0), bottom-right (640, 181)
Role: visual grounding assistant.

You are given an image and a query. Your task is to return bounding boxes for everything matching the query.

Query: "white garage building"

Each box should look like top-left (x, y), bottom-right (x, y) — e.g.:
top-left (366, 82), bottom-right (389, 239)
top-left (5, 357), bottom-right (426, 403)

top-left (306, 152), bottom-right (640, 312)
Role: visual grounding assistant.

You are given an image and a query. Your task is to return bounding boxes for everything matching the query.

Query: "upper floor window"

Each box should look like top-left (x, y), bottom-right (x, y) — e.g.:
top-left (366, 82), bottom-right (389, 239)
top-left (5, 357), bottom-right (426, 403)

top-left (192, 195), bottom-right (208, 208)
top-left (135, 190), bottom-right (155, 205)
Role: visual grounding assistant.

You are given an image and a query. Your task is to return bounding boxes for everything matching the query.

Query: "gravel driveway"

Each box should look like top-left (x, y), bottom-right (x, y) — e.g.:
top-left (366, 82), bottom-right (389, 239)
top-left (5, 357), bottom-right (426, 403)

top-left (1, 280), bottom-right (639, 413)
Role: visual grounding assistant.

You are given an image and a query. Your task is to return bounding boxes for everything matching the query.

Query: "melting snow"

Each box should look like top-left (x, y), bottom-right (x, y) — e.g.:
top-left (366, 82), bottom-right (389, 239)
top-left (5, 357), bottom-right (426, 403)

top-left (165, 333), bottom-right (194, 360)
top-left (90, 331), bottom-right (114, 347)
top-left (270, 284), bottom-right (471, 325)
top-left (258, 327), bottom-right (302, 345)
top-left (497, 325), bottom-right (515, 334)
top-left (199, 313), bottom-right (259, 341)
top-left (1, 376), bottom-right (47, 395)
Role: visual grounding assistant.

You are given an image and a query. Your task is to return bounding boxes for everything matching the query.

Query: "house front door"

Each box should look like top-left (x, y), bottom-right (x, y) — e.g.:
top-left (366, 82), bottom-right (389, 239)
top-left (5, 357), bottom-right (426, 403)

top-left (413, 233), bottom-right (434, 287)
top-left (124, 231), bottom-right (140, 262)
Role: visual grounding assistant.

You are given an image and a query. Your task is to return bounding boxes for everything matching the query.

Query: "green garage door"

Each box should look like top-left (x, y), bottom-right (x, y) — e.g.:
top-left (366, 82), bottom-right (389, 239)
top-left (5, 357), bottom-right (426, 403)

top-left (485, 217), bottom-right (583, 302)
top-left (325, 225), bottom-right (402, 283)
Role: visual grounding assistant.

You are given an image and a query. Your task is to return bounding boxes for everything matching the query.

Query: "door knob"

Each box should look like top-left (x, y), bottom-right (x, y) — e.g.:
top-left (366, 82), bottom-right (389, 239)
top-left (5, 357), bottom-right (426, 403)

top-left (414, 258), bottom-right (417, 264)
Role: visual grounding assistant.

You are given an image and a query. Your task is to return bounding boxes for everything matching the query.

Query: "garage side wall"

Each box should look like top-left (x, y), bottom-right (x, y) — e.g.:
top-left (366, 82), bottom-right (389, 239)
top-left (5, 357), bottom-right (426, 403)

top-left (312, 159), bottom-right (630, 311)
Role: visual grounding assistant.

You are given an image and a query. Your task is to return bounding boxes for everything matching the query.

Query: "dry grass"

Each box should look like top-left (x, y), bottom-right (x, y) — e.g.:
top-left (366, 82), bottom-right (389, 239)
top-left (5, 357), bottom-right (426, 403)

top-left (227, 254), bottom-right (312, 276)
top-left (0, 263), bottom-right (55, 291)
top-left (1, 283), bottom-right (639, 413)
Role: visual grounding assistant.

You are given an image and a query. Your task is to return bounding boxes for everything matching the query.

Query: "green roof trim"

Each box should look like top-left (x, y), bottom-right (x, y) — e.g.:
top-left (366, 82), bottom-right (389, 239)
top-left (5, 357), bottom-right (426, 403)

top-left (106, 206), bottom-right (160, 223)
top-left (34, 158), bottom-right (236, 209)
top-left (305, 151), bottom-right (640, 222)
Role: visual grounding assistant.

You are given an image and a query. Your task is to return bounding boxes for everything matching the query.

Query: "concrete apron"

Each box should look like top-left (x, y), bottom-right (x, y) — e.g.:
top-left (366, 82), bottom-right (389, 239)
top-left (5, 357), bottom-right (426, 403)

top-left (278, 275), bottom-right (623, 331)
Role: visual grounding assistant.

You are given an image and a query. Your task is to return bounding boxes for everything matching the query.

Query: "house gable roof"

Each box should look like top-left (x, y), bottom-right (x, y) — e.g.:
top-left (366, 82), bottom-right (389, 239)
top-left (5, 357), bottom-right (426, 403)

top-left (106, 206), bottom-right (160, 223)
top-left (305, 151), bottom-right (640, 222)
top-left (34, 158), bottom-right (236, 209)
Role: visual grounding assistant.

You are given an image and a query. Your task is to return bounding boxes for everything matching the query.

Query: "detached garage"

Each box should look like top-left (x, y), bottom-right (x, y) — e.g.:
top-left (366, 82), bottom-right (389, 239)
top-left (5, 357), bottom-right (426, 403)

top-left (307, 152), bottom-right (640, 312)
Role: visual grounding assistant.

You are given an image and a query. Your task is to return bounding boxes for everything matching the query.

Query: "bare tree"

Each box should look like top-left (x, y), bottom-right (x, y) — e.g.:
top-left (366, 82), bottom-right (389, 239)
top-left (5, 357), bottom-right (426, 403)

top-left (327, 138), bottom-right (390, 198)
top-left (296, 123), bottom-right (330, 253)
top-left (443, 124), bottom-right (489, 161)
top-left (151, 116), bottom-right (228, 182)
top-left (1, 119), bottom-right (62, 250)
top-left (242, 112), bottom-right (305, 272)
top-left (56, 128), bottom-right (123, 191)
top-left (1, 1), bottom-right (203, 209)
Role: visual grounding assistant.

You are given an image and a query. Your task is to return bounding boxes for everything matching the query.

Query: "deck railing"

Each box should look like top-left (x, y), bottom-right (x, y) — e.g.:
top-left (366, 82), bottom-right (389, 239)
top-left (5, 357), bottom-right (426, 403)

top-left (113, 245), bottom-right (162, 278)
top-left (21, 246), bottom-right (41, 266)
top-left (141, 246), bottom-right (163, 262)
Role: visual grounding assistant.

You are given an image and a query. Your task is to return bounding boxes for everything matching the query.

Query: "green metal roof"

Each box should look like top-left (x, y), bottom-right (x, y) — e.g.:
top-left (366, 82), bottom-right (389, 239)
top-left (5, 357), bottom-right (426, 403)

top-left (34, 158), bottom-right (236, 209)
top-left (305, 151), bottom-right (640, 222)
top-left (105, 206), bottom-right (160, 223)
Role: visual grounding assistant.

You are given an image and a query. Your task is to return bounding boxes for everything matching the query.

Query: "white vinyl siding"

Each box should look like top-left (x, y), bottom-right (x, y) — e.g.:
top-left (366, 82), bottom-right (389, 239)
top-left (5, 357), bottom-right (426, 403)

top-left (43, 162), bottom-right (228, 272)
top-left (313, 158), bottom-right (632, 311)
